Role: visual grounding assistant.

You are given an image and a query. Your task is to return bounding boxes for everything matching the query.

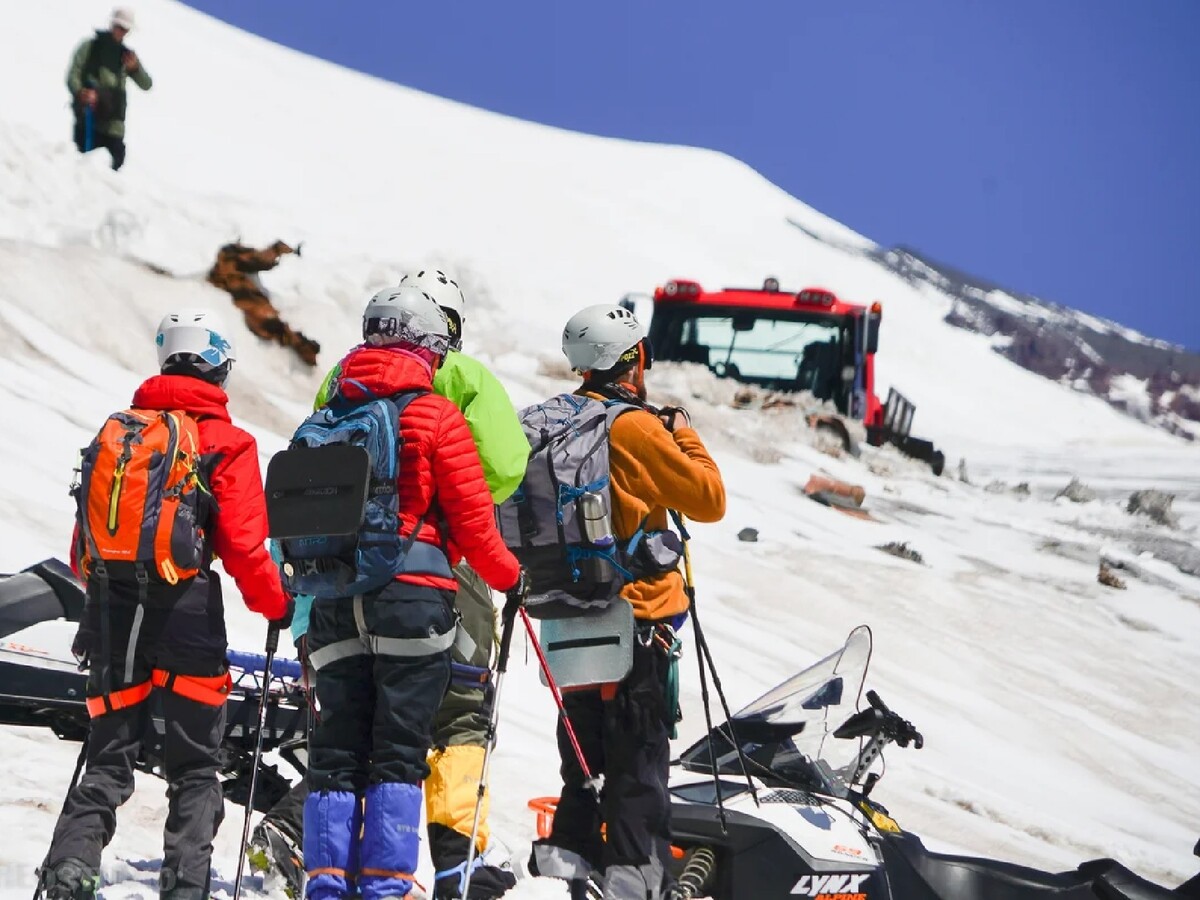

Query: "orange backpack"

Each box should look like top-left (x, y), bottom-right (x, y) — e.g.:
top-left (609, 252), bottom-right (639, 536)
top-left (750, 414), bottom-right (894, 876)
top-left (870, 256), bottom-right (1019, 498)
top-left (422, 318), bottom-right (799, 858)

top-left (74, 409), bottom-right (209, 585)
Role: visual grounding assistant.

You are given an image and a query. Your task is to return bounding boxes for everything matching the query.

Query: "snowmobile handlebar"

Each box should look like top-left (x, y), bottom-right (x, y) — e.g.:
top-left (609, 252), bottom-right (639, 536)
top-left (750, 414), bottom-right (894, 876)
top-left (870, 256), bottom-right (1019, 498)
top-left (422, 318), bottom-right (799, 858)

top-left (867, 690), bottom-right (924, 749)
top-left (836, 691), bottom-right (924, 750)
top-left (227, 650), bottom-right (302, 681)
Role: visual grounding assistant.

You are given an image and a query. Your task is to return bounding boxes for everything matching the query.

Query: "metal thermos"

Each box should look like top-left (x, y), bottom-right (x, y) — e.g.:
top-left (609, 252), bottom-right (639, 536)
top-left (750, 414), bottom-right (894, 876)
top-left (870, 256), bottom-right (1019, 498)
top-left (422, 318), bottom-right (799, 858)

top-left (579, 491), bottom-right (615, 581)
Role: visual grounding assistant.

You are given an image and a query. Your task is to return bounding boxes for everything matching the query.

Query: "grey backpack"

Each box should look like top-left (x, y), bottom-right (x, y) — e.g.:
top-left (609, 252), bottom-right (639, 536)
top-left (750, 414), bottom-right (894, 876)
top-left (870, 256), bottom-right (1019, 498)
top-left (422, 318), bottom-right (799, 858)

top-left (498, 393), bottom-right (637, 618)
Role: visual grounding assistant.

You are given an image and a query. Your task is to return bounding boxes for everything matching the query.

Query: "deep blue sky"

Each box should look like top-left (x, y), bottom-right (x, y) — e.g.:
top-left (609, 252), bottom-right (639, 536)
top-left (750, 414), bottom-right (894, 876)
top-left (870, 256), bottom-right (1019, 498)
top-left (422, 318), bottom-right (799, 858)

top-left (184, 0), bottom-right (1200, 350)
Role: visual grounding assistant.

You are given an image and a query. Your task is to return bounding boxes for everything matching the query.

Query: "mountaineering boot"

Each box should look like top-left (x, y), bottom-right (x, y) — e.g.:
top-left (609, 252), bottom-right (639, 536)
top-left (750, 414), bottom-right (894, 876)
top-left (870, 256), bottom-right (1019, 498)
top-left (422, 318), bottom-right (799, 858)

top-left (39, 858), bottom-right (99, 900)
top-left (303, 790), bottom-right (362, 900)
top-left (432, 843), bottom-right (517, 899)
top-left (359, 782), bottom-right (422, 900)
top-left (248, 818), bottom-right (305, 898)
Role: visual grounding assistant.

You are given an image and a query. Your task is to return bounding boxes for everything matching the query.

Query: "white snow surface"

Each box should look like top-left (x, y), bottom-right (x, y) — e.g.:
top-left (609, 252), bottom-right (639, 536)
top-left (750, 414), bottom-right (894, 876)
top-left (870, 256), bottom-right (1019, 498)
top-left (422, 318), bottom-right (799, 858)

top-left (0, 1), bottom-right (1197, 897)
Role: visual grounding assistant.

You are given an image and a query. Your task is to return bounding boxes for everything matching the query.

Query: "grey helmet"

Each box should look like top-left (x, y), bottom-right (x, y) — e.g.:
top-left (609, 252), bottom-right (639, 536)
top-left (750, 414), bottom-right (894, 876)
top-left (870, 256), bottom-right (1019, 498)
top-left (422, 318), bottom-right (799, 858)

top-left (561, 304), bottom-right (648, 373)
top-left (399, 268), bottom-right (466, 350)
top-left (155, 309), bottom-right (236, 386)
top-left (362, 286), bottom-right (451, 358)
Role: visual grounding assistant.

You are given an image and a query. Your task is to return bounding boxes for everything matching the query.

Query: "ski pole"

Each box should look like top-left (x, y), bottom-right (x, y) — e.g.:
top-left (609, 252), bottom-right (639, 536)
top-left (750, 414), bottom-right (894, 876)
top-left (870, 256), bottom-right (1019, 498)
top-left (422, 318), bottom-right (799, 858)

top-left (33, 734), bottom-right (90, 900)
top-left (460, 601), bottom-right (519, 899)
top-left (674, 513), bottom-right (759, 810)
top-left (82, 77), bottom-right (96, 153)
top-left (518, 608), bottom-right (600, 795)
top-left (232, 622), bottom-right (280, 900)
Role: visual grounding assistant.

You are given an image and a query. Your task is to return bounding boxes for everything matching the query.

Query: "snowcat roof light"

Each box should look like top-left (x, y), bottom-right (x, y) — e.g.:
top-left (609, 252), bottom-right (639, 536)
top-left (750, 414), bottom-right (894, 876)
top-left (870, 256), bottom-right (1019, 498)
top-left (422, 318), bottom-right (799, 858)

top-left (870, 301), bottom-right (882, 315)
top-left (659, 279), bottom-right (702, 300)
top-left (796, 288), bottom-right (835, 307)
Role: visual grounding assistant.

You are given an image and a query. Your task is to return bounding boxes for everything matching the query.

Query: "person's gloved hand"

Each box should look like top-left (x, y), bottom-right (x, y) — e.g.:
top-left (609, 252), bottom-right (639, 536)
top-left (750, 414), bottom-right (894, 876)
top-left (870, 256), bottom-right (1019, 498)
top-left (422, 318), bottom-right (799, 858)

top-left (78, 88), bottom-right (98, 107)
top-left (504, 567), bottom-right (531, 617)
top-left (270, 595), bottom-right (296, 630)
top-left (658, 405), bottom-right (691, 432)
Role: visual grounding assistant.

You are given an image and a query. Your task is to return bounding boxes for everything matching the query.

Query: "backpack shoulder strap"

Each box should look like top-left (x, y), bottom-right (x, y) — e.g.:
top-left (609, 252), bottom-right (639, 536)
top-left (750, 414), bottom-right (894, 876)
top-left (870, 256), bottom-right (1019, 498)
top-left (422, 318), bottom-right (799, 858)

top-left (81, 37), bottom-right (102, 82)
top-left (602, 397), bottom-right (639, 427)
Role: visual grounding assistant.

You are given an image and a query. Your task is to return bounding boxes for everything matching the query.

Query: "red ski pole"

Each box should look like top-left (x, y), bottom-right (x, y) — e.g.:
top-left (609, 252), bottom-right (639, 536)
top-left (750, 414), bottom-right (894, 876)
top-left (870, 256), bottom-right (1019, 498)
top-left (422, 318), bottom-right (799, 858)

top-left (519, 607), bottom-right (600, 793)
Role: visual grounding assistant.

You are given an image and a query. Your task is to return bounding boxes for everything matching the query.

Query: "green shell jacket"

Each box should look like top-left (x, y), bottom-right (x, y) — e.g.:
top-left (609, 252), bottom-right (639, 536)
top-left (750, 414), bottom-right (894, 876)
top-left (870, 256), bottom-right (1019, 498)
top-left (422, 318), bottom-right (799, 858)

top-left (67, 30), bottom-right (153, 138)
top-left (315, 349), bottom-right (529, 504)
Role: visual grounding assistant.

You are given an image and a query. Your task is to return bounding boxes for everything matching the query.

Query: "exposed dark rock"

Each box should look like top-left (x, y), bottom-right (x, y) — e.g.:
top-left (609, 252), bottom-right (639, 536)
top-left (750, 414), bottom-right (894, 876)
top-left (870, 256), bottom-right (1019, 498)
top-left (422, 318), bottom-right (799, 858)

top-left (877, 541), bottom-right (923, 564)
top-left (1126, 490), bottom-right (1180, 528)
top-left (1098, 562), bottom-right (1127, 590)
top-left (1056, 477), bottom-right (1098, 503)
top-left (737, 527), bottom-right (759, 543)
top-left (866, 245), bottom-right (1200, 440)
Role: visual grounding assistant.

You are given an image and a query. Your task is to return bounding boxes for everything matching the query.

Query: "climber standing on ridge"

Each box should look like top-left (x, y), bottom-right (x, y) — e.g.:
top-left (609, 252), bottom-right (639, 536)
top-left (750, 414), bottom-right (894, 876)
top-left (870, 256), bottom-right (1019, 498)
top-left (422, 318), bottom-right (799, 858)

top-left (66, 7), bottom-right (151, 171)
top-left (206, 240), bottom-right (322, 367)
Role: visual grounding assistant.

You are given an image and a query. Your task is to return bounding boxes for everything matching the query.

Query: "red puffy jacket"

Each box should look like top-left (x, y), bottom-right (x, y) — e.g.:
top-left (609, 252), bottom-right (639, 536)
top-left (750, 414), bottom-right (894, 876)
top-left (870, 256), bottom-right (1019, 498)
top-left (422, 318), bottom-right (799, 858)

top-left (336, 347), bottom-right (521, 593)
top-left (70, 375), bottom-right (288, 621)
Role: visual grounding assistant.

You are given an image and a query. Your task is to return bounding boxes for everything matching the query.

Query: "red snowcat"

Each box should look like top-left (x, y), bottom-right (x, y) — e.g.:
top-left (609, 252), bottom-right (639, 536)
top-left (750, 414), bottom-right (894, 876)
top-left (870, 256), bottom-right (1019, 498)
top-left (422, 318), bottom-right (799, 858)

top-left (635, 278), bottom-right (945, 474)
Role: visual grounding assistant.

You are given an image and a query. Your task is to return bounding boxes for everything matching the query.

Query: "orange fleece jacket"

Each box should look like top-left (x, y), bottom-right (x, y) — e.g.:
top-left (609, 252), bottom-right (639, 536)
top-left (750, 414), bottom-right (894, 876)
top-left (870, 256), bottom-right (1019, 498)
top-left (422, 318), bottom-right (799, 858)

top-left (585, 393), bottom-right (726, 621)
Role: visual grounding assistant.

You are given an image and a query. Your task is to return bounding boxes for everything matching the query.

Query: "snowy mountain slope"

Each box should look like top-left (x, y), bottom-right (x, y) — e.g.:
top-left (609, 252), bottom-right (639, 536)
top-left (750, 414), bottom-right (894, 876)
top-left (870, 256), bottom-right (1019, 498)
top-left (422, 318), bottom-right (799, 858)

top-left (0, 1), bottom-right (1197, 897)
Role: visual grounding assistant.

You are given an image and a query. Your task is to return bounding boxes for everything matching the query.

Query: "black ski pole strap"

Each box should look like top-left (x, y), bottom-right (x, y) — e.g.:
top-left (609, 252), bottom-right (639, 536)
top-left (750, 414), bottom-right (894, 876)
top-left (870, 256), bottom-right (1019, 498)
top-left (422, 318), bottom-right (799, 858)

top-left (496, 608), bottom-right (517, 675)
top-left (668, 509), bottom-right (691, 542)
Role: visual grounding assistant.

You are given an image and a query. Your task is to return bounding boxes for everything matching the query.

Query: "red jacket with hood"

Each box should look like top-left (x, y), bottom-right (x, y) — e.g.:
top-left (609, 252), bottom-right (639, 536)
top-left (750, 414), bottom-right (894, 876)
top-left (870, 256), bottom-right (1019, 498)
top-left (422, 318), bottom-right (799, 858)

top-left (336, 346), bottom-right (521, 593)
top-left (71, 374), bottom-right (288, 621)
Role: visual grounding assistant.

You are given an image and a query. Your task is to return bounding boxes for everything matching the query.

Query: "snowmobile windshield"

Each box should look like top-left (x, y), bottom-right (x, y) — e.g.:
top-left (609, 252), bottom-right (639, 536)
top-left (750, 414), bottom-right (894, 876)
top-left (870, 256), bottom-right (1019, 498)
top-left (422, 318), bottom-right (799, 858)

top-left (679, 625), bottom-right (872, 795)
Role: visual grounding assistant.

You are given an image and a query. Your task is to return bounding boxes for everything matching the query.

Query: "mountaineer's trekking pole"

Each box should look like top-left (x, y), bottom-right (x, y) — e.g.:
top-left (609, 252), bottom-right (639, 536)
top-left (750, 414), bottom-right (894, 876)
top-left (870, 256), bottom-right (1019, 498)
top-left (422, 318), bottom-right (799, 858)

top-left (82, 77), bottom-right (96, 152)
top-left (519, 607), bottom-right (600, 795)
top-left (460, 599), bottom-right (520, 899)
top-left (673, 512), bottom-right (759, 812)
top-left (32, 735), bottom-right (90, 900)
top-left (232, 623), bottom-right (281, 900)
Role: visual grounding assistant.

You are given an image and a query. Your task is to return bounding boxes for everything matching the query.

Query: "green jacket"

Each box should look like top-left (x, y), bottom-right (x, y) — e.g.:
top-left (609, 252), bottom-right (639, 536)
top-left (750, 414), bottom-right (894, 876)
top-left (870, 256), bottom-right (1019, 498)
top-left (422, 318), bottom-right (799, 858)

top-left (67, 30), bottom-right (152, 138)
top-left (315, 349), bottom-right (529, 504)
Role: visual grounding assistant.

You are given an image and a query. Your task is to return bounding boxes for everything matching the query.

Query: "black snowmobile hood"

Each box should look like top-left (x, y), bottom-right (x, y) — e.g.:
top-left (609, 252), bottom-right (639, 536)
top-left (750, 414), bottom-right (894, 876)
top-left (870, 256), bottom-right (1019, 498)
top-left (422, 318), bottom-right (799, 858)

top-left (0, 559), bottom-right (84, 639)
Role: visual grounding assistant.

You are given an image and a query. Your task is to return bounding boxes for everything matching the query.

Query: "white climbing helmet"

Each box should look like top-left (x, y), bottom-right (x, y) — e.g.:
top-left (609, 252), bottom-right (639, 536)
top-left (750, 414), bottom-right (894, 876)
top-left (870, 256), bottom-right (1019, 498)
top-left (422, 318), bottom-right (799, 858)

top-left (561, 304), bottom-right (648, 373)
top-left (399, 268), bottom-right (466, 350)
top-left (362, 286), bottom-right (451, 357)
top-left (155, 309), bottom-right (236, 386)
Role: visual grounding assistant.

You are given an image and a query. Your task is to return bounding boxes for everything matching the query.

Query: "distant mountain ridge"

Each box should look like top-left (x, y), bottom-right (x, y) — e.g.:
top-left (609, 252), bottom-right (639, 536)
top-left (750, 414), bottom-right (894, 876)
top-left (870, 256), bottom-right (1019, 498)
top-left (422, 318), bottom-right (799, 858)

top-left (870, 246), bottom-right (1200, 440)
top-left (784, 216), bottom-right (1198, 441)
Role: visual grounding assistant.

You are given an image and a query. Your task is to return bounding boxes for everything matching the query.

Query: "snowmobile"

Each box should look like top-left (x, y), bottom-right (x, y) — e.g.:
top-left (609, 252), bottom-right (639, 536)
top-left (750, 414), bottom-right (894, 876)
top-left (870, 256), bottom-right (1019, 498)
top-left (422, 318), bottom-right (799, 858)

top-left (0, 559), bottom-right (309, 812)
top-left (662, 624), bottom-right (1200, 899)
